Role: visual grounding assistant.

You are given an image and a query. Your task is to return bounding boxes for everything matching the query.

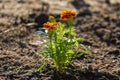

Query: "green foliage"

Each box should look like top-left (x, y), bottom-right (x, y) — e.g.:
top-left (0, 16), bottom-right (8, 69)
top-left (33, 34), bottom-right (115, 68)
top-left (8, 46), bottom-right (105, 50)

top-left (38, 16), bottom-right (91, 72)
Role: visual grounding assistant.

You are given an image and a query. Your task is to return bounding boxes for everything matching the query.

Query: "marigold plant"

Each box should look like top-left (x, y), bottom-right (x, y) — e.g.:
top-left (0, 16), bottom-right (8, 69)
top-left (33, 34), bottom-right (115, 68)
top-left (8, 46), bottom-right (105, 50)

top-left (38, 9), bottom-right (90, 72)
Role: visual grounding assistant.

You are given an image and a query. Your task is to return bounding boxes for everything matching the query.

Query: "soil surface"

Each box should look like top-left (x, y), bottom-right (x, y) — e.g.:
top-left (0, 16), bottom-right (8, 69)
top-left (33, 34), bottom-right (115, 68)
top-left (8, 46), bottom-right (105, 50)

top-left (0, 0), bottom-right (120, 80)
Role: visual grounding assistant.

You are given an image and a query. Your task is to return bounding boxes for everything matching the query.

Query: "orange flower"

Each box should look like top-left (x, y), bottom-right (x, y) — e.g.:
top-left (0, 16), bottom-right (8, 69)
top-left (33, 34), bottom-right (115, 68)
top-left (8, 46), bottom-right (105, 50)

top-left (60, 9), bottom-right (76, 20)
top-left (43, 22), bottom-right (58, 31)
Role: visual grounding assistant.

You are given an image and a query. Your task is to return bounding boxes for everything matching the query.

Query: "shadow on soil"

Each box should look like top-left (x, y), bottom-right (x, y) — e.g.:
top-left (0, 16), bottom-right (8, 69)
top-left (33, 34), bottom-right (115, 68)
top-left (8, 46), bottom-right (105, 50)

top-left (51, 68), bottom-right (119, 80)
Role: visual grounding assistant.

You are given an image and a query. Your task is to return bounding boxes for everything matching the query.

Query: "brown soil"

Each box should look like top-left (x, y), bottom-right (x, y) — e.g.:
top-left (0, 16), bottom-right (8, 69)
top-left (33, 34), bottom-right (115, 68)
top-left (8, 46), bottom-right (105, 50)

top-left (0, 0), bottom-right (120, 80)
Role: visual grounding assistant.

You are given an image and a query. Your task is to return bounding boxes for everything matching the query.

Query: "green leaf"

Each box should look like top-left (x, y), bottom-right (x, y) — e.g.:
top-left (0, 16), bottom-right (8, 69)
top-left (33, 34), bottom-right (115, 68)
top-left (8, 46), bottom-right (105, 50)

top-left (37, 63), bottom-right (46, 74)
top-left (77, 52), bottom-right (83, 58)
top-left (76, 37), bottom-right (84, 41)
top-left (66, 50), bottom-right (74, 55)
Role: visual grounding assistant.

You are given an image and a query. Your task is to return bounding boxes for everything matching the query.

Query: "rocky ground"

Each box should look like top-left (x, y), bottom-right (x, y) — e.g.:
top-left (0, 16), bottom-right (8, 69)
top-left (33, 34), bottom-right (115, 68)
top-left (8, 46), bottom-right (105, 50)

top-left (0, 0), bottom-right (120, 80)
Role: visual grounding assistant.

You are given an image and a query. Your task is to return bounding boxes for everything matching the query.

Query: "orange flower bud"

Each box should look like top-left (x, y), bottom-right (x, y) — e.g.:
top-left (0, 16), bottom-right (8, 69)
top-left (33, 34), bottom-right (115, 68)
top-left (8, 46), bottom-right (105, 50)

top-left (60, 9), bottom-right (76, 20)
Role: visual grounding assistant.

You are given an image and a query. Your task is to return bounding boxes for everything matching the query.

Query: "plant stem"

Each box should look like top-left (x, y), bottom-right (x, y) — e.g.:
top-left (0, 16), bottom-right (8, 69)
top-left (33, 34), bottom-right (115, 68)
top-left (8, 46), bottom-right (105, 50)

top-left (67, 19), bottom-right (73, 41)
top-left (49, 32), bottom-right (54, 58)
